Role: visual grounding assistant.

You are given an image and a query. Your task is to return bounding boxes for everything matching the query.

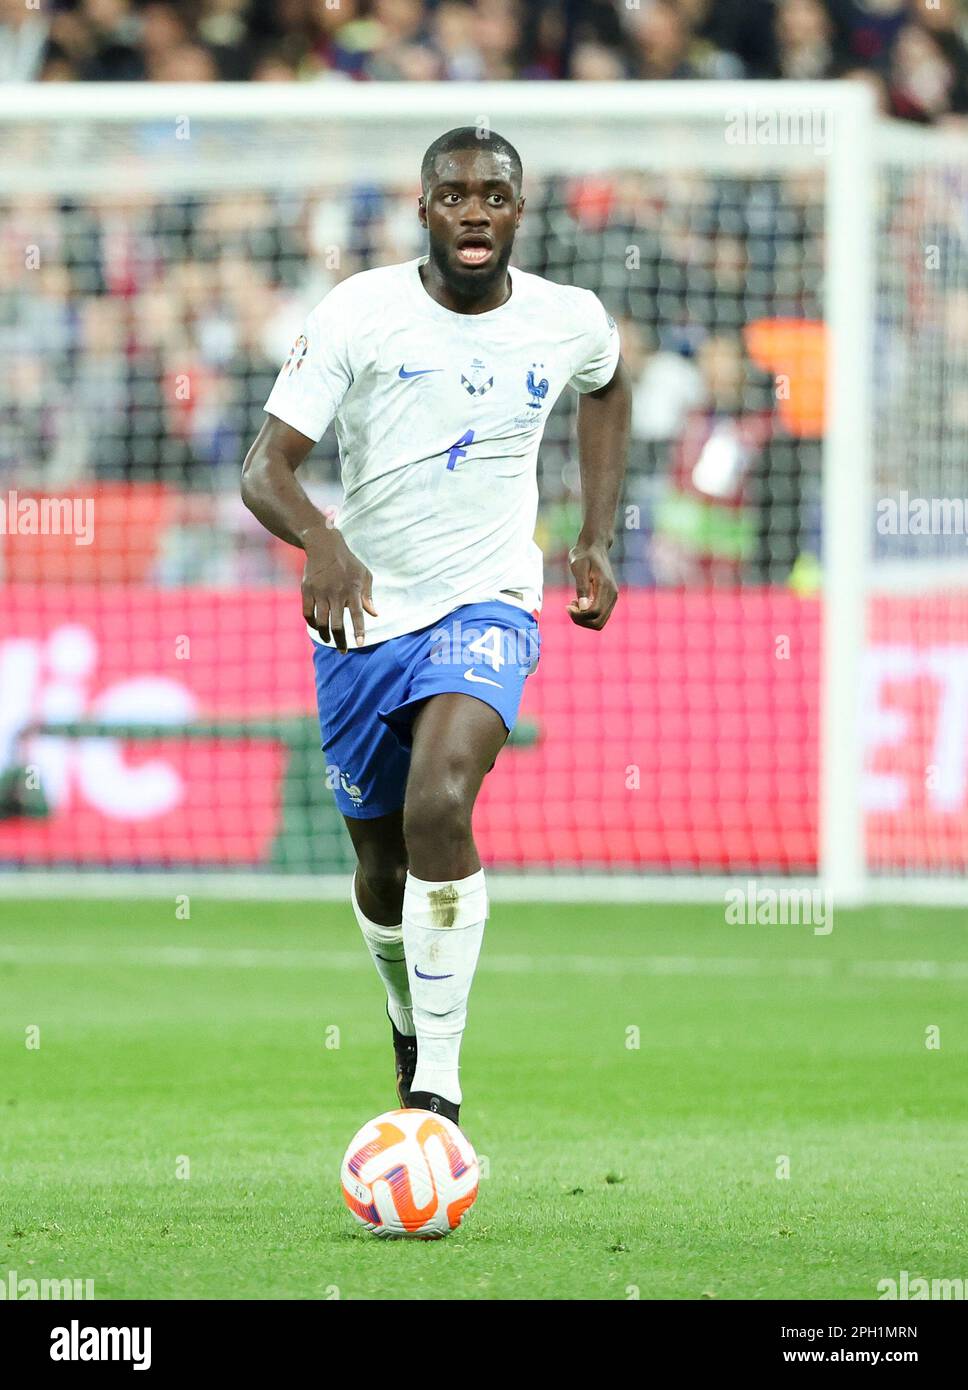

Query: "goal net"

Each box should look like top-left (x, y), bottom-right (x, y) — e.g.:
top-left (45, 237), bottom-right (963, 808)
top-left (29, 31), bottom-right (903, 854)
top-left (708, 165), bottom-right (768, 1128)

top-left (866, 123), bottom-right (968, 900)
top-left (0, 82), bottom-right (959, 901)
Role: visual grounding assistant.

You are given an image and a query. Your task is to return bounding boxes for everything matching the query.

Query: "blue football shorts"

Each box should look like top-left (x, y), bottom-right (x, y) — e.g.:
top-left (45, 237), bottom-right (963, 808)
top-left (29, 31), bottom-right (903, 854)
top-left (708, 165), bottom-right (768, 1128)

top-left (311, 600), bottom-right (541, 819)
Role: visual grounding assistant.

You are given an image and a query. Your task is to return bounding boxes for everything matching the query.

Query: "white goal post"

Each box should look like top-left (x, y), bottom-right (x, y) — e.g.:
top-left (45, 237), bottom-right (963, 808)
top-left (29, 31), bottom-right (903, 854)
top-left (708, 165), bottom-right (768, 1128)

top-left (0, 80), bottom-right (960, 905)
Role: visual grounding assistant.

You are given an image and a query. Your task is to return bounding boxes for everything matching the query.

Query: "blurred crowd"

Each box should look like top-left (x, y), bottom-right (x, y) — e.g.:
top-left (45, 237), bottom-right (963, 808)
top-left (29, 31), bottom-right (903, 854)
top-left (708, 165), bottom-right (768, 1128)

top-left (3, 163), bottom-right (964, 586)
top-left (0, 165), bottom-right (827, 586)
top-left (2, 1), bottom-right (967, 589)
top-left (0, 0), bottom-right (966, 125)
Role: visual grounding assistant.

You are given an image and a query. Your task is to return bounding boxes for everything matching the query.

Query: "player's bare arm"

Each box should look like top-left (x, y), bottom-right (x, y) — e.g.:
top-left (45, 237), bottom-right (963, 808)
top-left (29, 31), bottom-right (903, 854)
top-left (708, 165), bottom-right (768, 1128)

top-left (241, 415), bottom-right (376, 652)
top-left (567, 356), bottom-right (632, 630)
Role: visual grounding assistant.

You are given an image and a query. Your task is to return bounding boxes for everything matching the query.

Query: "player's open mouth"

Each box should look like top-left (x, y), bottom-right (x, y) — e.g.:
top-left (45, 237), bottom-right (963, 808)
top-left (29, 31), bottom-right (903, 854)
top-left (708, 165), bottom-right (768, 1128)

top-left (456, 242), bottom-right (493, 267)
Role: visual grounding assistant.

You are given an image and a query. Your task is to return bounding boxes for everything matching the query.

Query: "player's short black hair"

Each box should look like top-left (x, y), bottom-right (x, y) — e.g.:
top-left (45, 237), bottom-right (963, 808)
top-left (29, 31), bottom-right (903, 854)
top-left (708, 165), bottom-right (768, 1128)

top-left (420, 127), bottom-right (523, 196)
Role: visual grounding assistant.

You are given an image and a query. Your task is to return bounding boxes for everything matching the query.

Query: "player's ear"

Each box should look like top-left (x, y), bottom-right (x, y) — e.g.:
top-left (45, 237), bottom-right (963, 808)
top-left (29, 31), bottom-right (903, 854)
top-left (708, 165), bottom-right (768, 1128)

top-left (417, 195), bottom-right (428, 227)
top-left (515, 196), bottom-right (525, 227)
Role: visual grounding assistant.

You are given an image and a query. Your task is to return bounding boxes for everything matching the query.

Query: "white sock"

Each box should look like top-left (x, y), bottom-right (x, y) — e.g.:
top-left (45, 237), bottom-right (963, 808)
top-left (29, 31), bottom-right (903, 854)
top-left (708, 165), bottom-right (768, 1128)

top-left (350, 873), bottom-right (413, 1036)
top-left (402, 869), bottom-right (487, 1106)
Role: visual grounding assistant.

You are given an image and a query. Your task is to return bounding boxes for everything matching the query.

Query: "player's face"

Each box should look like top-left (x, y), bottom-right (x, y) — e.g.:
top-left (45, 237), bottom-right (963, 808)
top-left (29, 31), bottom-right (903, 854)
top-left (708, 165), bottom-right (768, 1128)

top-left (419, 149), bottom-right (524, 296)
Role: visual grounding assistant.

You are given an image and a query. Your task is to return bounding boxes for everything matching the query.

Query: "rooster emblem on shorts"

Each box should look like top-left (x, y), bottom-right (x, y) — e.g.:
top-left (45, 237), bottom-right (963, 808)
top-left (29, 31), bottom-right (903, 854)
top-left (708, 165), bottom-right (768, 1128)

top-left (339, 771), bottom-right (363, 806)
top-left (526, 364), bottom-right (549, 410)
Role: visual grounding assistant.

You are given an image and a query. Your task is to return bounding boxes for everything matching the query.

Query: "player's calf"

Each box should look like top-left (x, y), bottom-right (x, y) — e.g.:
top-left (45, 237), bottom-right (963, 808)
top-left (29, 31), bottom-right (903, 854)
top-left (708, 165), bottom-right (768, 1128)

top-left (400, 695), bottom-right (504, 1110)
top-left (351, 868), bottom-right (414, 1042)
top-left (400, 868), bottom-right (487, 1109)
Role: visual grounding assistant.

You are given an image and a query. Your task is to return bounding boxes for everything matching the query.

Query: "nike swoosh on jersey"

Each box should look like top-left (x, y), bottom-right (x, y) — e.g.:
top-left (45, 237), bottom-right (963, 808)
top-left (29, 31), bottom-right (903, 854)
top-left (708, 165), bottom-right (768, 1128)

top-left (464, 669), bottom-right (502, 688)
top-left (398, 365), bottom-right (441, 379)
top-left (414, 966), bottom-right (454, 980)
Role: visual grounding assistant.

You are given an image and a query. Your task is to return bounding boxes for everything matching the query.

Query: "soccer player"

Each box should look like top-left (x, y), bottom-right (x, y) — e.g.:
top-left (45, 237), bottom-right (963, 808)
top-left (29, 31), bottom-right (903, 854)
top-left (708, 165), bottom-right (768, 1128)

top-left (241, 128), bottom-right (630, 1124)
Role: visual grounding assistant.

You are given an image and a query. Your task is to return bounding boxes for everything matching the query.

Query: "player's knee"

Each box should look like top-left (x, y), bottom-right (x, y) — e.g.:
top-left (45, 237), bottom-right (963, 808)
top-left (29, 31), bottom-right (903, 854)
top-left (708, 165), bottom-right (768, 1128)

top-left (403, 778), bottom-right (473, 857)
top-left (357, 857), bottom-right (408, 917)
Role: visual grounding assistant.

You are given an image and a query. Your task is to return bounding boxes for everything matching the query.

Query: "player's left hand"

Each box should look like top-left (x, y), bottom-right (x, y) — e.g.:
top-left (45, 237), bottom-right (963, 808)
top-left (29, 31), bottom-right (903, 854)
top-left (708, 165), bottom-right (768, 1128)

top-left (566, 539), bottom-right (618, 630)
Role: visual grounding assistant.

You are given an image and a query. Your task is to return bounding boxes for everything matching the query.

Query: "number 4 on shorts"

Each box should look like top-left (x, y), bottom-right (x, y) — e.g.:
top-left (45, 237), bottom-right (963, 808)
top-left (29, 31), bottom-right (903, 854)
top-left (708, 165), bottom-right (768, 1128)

top-left (466, 626), bottom-right (504, 670)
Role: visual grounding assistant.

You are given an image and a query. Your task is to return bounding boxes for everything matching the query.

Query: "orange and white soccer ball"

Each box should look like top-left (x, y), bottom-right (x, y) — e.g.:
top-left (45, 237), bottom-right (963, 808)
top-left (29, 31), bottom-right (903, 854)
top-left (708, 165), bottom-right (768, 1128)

top-left (340, 1109), bottom-right (479, 1239)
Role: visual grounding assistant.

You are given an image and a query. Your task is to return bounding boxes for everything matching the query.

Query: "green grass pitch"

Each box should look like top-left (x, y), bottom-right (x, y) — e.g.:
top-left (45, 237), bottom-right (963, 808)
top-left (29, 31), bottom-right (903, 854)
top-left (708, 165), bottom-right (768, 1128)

top-left (1, 897), bottom-right (965, 1300)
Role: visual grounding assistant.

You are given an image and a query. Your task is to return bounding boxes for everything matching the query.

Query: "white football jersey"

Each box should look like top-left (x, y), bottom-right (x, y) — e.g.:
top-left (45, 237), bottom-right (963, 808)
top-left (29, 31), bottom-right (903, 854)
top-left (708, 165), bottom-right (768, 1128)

top-left (263, 256), bottom-right (620, 647)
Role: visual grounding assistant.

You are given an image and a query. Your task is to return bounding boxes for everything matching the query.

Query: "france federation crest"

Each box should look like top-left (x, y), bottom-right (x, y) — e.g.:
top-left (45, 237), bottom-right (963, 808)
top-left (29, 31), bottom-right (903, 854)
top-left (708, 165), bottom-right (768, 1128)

top-left (460, 358), bottom-right (494, 397)
top-left (526, 363), bottom-right (549, 410)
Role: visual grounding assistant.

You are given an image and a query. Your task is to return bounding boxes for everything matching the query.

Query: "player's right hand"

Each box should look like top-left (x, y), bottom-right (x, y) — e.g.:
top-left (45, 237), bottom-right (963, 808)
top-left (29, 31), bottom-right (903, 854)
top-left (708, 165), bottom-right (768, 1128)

top-left (301, 529), bottom-right (377, 652)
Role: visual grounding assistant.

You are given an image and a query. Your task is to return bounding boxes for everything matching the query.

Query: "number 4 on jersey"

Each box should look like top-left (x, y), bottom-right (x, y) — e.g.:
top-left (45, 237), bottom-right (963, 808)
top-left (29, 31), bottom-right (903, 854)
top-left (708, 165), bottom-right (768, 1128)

top-left (446, 429), bottom-right (474, 471)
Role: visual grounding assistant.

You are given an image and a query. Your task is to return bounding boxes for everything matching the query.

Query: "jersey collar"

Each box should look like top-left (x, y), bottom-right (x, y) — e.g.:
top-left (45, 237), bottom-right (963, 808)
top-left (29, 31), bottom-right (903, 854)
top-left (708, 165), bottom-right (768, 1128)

top-left (409, 256), bottom-right (517, 324)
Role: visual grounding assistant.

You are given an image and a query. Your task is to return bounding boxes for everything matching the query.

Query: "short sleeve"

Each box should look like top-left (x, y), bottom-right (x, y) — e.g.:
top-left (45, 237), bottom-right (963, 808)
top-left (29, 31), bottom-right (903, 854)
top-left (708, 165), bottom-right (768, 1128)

top-left (568, 292), bottom-right (621, 394)
top-left (263, 288), bottom-right (354, 442)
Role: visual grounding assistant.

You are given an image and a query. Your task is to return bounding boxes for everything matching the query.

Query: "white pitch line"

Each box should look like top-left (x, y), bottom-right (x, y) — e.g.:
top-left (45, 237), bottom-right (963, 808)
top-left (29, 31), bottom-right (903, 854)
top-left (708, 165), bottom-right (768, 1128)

top-left (0, 944), bottom-right (966, 982)
top-left (6, 871), bottom-right (968, 908)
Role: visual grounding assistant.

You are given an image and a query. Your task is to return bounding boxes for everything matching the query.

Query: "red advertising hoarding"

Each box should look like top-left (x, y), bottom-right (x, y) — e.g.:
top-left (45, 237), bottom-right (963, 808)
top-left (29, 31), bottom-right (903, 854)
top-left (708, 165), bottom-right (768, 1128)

top-left (0, 585), bottom-right (964, 871)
